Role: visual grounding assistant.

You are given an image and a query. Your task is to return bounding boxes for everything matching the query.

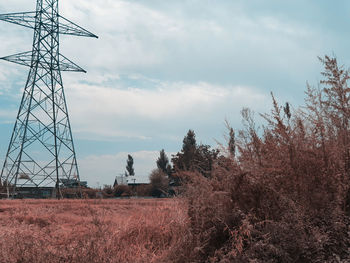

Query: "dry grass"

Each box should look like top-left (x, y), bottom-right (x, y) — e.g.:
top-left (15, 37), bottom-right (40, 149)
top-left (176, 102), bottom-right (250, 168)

top-left (0, 199), bottom-right (188, 263)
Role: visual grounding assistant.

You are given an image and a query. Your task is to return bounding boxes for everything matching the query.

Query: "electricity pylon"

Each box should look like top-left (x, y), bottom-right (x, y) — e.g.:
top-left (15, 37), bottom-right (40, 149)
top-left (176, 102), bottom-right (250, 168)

top-left (0, 0), bottom-right (97, 198)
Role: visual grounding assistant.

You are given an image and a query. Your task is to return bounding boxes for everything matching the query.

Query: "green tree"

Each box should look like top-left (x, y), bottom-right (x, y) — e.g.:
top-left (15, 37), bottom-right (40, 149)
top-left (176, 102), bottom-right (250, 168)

top-left (126, 154), bottom-right (135, 177)
top-left (182, 129), bottom-right (196, 153)
top-left (172, 129), bottom-right (220, 178)
top-left (157, 149), bottom-right (170, 174)
top-left (172, 129), bottom-right (197, 171)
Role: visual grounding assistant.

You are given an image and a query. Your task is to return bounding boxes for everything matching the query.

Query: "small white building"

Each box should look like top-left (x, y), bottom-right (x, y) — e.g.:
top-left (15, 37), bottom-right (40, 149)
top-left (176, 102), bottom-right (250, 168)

top-left (113, 175), bottom-right (128, 186)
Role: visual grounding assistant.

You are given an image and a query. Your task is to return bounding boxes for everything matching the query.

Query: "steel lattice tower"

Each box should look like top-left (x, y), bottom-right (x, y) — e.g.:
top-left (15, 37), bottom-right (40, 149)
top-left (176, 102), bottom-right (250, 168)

top-left (0, 0), bottom-right (97, 198)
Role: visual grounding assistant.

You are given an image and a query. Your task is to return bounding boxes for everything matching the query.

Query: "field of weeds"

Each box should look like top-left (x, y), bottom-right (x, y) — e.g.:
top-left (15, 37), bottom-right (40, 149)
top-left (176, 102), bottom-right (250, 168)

top-left (0, 199), bottom-right (188, 263)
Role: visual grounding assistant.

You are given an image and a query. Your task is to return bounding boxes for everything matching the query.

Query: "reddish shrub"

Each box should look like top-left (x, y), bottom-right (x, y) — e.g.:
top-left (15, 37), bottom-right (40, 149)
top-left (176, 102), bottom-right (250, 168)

top-left (169, 56), bottom-right (350, 262)
top-left (114, 184), bottom-right (131, 197)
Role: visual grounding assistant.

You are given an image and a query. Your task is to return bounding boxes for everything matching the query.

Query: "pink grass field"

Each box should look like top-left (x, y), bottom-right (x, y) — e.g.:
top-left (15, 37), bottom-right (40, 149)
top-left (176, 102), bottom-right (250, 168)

top-left (0, 199), bottom-right (188, 263)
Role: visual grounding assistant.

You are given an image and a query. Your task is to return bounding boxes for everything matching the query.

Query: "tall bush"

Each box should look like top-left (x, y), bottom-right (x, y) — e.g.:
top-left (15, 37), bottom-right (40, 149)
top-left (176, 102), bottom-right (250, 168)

top-left (169, 56), bottom-right (350, 262)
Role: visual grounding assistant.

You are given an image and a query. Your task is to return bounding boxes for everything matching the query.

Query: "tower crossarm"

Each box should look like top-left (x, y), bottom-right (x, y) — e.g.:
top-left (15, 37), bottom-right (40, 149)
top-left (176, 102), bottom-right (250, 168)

top-left (0, 51), bottom-right (33, 67)
top-left (59, 15), bottom-right (98, 38)
top-left (0, 12), bottom-right (98, 38)
top-left (0, 51), bottom-right (87, 73)
top-left (0, 11), bottom-right (36, 29)
top-left (59, 54), bottom-right (87, 73)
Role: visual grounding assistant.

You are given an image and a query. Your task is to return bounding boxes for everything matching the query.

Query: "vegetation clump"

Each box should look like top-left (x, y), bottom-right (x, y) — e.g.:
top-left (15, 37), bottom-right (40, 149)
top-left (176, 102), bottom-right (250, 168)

top-left (168, 56), bottom-right (350, 262)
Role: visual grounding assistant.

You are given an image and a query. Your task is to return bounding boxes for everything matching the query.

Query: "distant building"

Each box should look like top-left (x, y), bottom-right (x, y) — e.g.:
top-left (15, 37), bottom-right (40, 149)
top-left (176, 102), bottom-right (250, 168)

top-left (113, 175), bottom-right (128, 187)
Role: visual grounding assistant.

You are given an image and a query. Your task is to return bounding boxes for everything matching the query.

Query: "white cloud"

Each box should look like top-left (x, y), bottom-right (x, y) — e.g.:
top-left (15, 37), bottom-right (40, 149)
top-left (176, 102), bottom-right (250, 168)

top-left (64, 77), bottom-right (268, 140)
top-left (59, 0), bottom-right (187, 70)
top-left (0, 1), bottom-right (319, 142)
top-left (1, 0), bottom-right (322, 88)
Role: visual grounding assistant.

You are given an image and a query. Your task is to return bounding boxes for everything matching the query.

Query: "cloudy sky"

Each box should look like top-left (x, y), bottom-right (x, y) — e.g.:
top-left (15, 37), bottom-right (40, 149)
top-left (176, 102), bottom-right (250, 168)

top-left (0, 0), bottom-right (350, 187)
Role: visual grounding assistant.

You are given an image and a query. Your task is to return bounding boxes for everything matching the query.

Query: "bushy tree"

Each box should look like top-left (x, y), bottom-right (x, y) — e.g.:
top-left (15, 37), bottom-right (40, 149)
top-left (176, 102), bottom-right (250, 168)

top-left (149, 169), bottom-right (169, 197)
top-left (102, 185), bottom-right (114, 198)
top-left (114, 185), bottom-right (131, 197)
top-left (172, 129), bottom-right (219, 178)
